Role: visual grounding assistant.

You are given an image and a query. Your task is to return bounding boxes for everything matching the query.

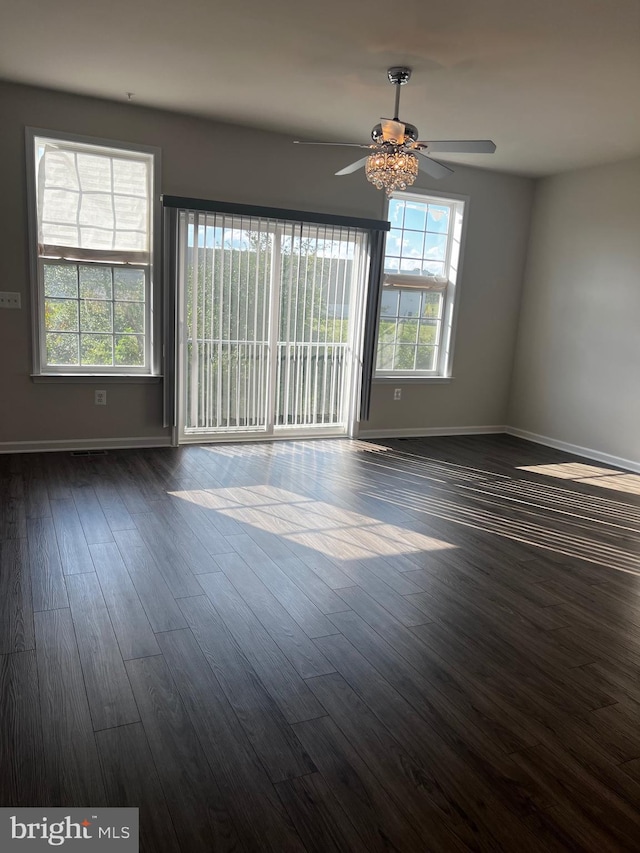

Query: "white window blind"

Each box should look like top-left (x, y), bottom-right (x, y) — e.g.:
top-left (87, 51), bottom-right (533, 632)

top-left (36, 139), bottom-right (152, 264)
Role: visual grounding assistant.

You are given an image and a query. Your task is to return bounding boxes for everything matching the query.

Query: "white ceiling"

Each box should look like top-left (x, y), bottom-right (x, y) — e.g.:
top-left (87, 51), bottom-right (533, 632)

top-left (2, 0), bottom-right (639, 176)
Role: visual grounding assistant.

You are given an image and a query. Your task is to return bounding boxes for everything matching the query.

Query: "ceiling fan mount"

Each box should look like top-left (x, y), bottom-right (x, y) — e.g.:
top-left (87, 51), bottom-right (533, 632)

top-left (387, 66), bottom-right (412, 86)
top-left (293, 67), bottom-right (496, 194)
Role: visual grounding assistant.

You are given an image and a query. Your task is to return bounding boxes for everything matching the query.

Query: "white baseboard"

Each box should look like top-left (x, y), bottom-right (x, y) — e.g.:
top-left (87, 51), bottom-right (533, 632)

top-left (356, 425), bottom-right (506, 440)
top-left (0, 436), bottom-right (173, 454)
top-left (504, 427), bottom-right (640, 474)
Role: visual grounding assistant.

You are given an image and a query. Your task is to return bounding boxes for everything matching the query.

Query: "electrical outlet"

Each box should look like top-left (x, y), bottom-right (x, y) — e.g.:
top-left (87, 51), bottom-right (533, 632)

top-left (393, 388), bottom-right (402, 401)
top-left (95, 390), bottom-right (107, 406)
top-left (0, 291), bottom-right (21, 309)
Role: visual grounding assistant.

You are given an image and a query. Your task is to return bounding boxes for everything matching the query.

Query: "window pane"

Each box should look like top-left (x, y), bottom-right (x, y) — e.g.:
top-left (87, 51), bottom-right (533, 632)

top-left (80, 334), bottom-right (113, 365)
top-left (394, 345), bottom-right (416, 371)
top-left (45, 299), bottom-right (78, 331)
top-left (398, 291), bottom-right (421, 317)
top-left (422, 261), bottom-right (445, 277)
top-left (418, 321), bottom-right (438, 344)
top-left (384, 256), bottom-right (399, 273)
top-left (115, 335), bottom-right (144, 366)
top-left (114, 302), bottom-right (144, 333)
top-left (386, 229), bottom-right (403, 257)
top-left (81, 300), bottom-right (112, 333)
top-left (403, 202), bottom-right (427, 231)
top-left (44, 264), bottom-right (77, 298)
top-left (427, 205), bottom-right (450, 234)
top-left (422, 292), bottom-right (443, 318)
top-left (376, 343), bottom-right (395, 369)
top-left (402, 229), bottom-right (424, 258)
top-left (377, 320), bottom-right (397, 344)
top-left (380, 291), bottom-right (399, 317)
top-left (424, 233), bottom-right (447, 261)
top-left (114, 268), bottom-right (145, 301)
top-left (47, 333), bottom-right (79, 365)
top-left (416, 345), bottom-right (436, 370)
top-left (388, 199), bottom-right (404, 228)
top-left (79, 265), bottom-right (112, 299)
top-left (400, 258), bottom-right (422, 274)
top-left (397, 319), bottom-right (418, 343)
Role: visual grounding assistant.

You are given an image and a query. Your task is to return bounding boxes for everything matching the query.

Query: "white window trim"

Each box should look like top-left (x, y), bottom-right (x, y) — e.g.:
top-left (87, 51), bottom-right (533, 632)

top-left (374, 188), bottom-right (469, 381)
top-left (26, 128), bottom-right (162, 378)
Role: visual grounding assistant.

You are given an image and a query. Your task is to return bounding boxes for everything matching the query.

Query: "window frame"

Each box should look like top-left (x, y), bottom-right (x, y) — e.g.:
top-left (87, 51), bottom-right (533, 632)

top-left (26, 128), bottom-right (162, 378)
top-left (374, 189), bottom-right (469, 381)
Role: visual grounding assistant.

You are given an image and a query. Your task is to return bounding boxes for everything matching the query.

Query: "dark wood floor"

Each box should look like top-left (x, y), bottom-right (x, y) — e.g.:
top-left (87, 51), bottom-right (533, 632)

top-left (2, 434), bottom-right (640, 851)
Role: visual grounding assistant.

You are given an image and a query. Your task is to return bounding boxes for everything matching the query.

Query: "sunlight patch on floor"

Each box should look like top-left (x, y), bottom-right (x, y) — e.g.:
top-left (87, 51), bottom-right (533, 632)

top-left (169, 485), bottom-right (456, 560)
top-left (518, 462), bottom-right (640, 496)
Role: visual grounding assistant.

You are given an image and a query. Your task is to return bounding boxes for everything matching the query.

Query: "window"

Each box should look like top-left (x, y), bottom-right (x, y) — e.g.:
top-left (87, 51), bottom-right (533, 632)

top-left (375, 191), bottom-right (466, 378)
top-left (27, 130), bottom-right (159, 375)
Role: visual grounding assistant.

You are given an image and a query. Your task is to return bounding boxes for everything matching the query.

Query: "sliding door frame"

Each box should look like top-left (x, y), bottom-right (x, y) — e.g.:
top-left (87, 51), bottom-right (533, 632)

top-left (162, 195), bottom-right (389, 445)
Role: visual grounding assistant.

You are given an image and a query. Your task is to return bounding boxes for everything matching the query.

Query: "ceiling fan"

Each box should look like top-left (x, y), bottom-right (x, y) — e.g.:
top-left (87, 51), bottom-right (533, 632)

top-left (294, 67), bottom-right (496, 195)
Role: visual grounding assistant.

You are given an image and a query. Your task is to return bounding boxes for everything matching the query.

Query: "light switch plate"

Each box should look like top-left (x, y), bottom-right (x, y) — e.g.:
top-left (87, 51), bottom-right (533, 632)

top-left (0, 291), bottom-right (21, 309)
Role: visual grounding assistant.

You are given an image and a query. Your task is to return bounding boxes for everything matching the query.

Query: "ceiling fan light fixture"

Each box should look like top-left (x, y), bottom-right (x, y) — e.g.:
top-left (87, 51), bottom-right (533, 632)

top-left (365, 148), bottom-right (419, 195)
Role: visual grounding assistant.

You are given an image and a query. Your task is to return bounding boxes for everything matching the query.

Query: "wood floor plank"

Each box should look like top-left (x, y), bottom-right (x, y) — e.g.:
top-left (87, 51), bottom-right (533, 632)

top-left (292, 715), bottom-right (425, 852)
top-left (224, 534), bottom-right (339, 638)
top-left (93, 478), bottom-right (137, 532)
top-left (25, 477), bottom-right (51, 519)
top-left (510, 742), bottom-right (640, 850)
top-left (304, 672), bottom-right (471, 851)
top-left (339, 559), bottom-right (430, 627)
top-left (125, 654), bottom-right (242, 852)
top-left (35, 608), bottom-right (106, 806)
top-left (197, 571), bottom-right (325, 723)
top-left (72, 485), bottom-right (114, 544)
top-left (0, 650), bottom-right (47, 806)
top-left (158, 628), bottom-right (306, 852)
top-left (275, 772), bottom-right (369, 853)
top-left (216, 555), bottom-right (335, 678)
top-left (133, 511), bottom-right (204, 598)
top-left (90, 542), bottom-right (160, 659)
top-left (96, 722), bottom-right (181, 853)
top-left (148, 498), bottom-right (221, 573)
top-left (27, 516), bottom-right (69, 611)
top-left (112, 528), bottom-right (187, 633)
top-left (179, 594), bottom-right (315, 782)
top-left (283, 543), bottom-right (355, 589)
top-left (336, 583), bottom-right (538, 753)
top-left (50, 497), bottom-right (94, 574)
top-left (160, 492), bottom-right (237, 557)
top-left (0, 538), bottom-right (35, 653)
top-left (315, 631), bottom-right (550, 851)
top-left (0, 475), bottom-right (26, 539)
top-left (66, 572), bottom-right (140, 730)
top-left (276, 554), bottom-right (349, 614)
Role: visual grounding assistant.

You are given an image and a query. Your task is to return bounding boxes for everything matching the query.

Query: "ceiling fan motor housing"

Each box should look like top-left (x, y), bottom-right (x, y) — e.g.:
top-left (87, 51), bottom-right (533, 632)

top-left (371, 121), bottom-right (418, 145)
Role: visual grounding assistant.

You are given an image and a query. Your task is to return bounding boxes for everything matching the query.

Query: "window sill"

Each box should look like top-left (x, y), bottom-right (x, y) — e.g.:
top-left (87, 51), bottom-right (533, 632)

top-left (373, 376), bottom-right (453, 384)
top-left (32, 374), bottom-right (162, 384)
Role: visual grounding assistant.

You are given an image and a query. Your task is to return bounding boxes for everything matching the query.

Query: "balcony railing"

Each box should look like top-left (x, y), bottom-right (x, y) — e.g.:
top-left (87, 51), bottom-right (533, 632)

top-left (185, 339), bottom-right (347, 432)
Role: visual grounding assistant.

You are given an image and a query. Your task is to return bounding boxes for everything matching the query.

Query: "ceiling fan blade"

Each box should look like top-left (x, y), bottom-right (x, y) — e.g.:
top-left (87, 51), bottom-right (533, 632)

top-left (416, 139), bottom-right (496, 154)
top-left (293, 140), bottom-right (371, 149)
top-left (335, 156), bottom-right (370, 176)
top-left (415, 152), bottom-right (454, 179)
top-left (380, 118), bottom-right (406, 143)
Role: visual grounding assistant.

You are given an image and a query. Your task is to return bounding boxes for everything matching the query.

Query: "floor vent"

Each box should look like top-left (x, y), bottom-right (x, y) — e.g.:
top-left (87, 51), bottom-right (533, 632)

top-left (70, 449), bottom-right (109, 457)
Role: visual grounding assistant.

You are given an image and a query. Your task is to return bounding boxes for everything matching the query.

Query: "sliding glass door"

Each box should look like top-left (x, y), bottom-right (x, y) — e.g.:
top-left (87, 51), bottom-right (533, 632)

top-left (177, 211), bottom-right (369, 441)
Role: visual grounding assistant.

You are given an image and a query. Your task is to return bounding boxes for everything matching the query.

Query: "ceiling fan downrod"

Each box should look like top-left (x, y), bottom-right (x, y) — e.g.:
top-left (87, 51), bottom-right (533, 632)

top-left (387, 66), bottom-right (412, 120)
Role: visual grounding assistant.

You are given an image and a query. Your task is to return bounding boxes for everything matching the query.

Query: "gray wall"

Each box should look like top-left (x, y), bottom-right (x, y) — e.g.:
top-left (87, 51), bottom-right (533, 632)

top-left (508, 156), bottom-right (640, 465)
top-left (0, 80), bottom-right (534, 447)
